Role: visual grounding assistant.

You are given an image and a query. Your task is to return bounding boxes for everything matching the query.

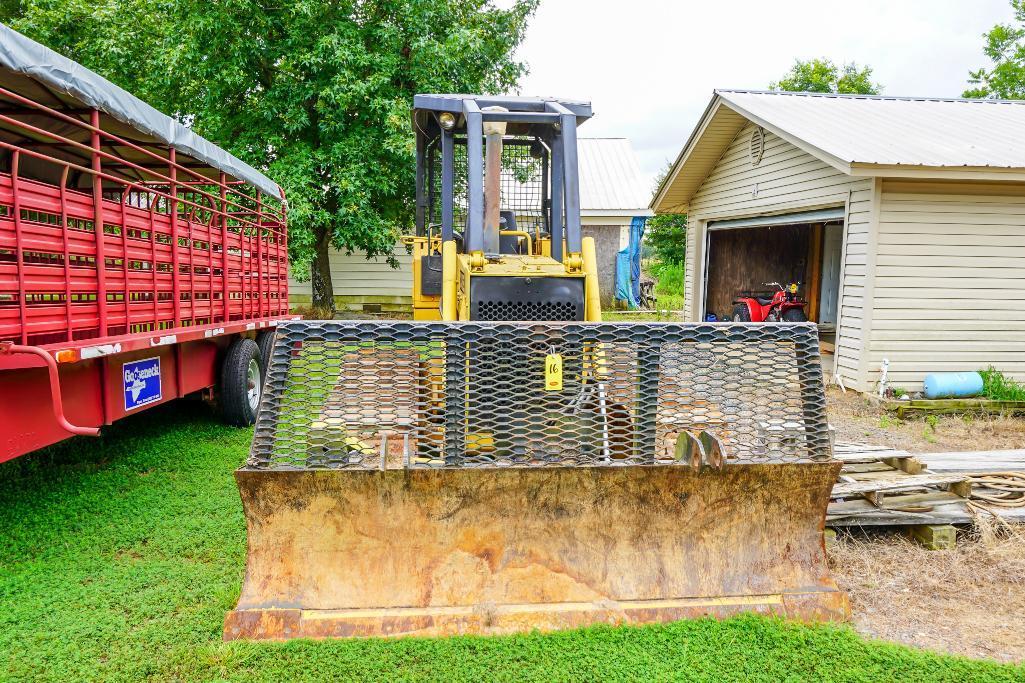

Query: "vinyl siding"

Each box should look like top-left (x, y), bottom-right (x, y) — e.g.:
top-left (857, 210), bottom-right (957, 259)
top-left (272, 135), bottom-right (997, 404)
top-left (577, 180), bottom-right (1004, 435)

top-left (868, 180), bottom-right (1025, 388)
top-left (685, 122), bottom-right (872, 390)
top-left (289, 245), bottom-right (413, 301)
top-left (290, 222), bottom-right (631, 307)
top-left (834, 180), bottom-right (874, 390)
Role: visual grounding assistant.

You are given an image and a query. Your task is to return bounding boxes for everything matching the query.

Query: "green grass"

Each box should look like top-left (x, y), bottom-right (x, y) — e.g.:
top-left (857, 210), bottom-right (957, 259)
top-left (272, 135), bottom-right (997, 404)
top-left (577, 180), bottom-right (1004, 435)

top-left (649, 260), bottom-right (685, 312)
top-left (2, 404), bottom-right (1024, 681)
top-left (979, 366), bottom-right (1025, 402)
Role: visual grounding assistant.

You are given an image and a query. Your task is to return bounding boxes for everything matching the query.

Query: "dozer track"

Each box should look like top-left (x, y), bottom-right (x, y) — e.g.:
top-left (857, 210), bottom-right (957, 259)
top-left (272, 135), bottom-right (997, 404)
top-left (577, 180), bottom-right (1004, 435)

top-left (225, 320), bottom-right (849, 640)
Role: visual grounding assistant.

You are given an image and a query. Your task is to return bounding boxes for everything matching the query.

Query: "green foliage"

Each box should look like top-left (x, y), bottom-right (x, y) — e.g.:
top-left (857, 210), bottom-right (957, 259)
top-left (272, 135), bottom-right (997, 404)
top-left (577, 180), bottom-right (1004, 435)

top-left (965, 0), bottom-right (1025, 98)
top-left (2, 405), bottom-right (1024, 680)
top-left (3, 0), bottom-right (537, 309)
top-left (979, 366), bottom-right (1025, 401)
top-left (645, 213), bottom-right (687, 265)
top-left (648, 161), bottom-right (686, 266)
top-left (770, 58), bottom-right (881, 94)
top-left (649, 259), bottom-right (684, 304)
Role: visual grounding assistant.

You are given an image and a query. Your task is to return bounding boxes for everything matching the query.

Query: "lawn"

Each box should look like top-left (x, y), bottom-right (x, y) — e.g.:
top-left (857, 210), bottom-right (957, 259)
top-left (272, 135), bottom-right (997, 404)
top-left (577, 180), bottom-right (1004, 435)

top-left (1, 404), bottom-right (1023, 682)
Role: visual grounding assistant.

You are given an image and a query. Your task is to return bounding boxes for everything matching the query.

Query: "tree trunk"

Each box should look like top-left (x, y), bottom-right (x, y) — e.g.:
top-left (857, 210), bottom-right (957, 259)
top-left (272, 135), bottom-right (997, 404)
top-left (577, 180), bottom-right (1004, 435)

top-left (311, 228), bottom-right (335, 316)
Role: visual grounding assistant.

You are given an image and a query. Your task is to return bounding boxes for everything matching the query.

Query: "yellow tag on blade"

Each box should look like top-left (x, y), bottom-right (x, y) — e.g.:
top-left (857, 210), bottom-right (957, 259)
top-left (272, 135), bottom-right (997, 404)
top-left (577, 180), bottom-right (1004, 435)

top-left (545, 353), bottom-right (563, 391)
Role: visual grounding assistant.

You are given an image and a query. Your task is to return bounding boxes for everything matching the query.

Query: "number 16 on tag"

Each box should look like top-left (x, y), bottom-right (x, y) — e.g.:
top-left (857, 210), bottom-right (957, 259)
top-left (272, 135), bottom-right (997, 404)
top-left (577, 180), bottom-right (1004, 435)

top-left (544, 352), bottom-right (563, 391)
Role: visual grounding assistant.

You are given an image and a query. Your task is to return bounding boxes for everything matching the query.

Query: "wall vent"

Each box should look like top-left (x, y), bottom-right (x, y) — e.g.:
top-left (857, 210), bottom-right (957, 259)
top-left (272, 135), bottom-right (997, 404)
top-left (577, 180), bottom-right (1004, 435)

top-left (750, 127), bottom-right (765, 166)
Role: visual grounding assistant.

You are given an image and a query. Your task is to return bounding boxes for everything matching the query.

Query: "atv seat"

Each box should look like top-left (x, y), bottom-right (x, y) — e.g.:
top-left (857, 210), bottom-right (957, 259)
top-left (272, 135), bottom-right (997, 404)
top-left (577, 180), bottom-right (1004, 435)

top-left (737, 295), bottom-right (774, 306)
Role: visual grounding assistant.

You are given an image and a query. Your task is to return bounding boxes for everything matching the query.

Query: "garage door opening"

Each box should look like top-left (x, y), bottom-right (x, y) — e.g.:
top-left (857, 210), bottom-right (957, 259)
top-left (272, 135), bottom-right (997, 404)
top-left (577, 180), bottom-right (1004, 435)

top-left (703, 221), bottom-right (843, 328)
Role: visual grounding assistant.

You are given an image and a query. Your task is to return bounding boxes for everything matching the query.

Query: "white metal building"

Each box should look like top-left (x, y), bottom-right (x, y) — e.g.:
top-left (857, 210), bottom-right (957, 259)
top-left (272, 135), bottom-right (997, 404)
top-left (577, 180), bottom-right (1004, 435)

top-left (290, 137), bottom-right (652, 312)
top-left (652, 90), bottom-right (1025, 393)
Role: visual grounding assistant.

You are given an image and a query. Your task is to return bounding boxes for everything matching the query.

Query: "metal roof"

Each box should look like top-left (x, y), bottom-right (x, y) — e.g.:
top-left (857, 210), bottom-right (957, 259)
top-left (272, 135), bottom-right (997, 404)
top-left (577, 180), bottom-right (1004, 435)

top-left (653, 89), bottom-right (1025, 213)
top-left (0, 22), bottom-right (283, 199)
top-left (413, 93), bottom-right (592, 118)
top-left (577, 138), bottom-right (653, 215)
top-left (718, 89), bottom-right (1025, 169)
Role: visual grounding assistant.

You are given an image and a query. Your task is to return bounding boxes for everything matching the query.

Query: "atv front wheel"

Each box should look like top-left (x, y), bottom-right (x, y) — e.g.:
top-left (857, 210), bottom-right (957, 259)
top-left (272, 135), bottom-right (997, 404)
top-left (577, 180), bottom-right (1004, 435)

top-left (782, 308), bottom-right (808, 322)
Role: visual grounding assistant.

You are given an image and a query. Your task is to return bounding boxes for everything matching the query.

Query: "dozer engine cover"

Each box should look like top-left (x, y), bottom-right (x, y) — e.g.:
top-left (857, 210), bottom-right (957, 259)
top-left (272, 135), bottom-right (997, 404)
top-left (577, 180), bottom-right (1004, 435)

top-left (469, 276), bottom-right (585, 321)
top-left (224, 321), bottom-right (849, 641)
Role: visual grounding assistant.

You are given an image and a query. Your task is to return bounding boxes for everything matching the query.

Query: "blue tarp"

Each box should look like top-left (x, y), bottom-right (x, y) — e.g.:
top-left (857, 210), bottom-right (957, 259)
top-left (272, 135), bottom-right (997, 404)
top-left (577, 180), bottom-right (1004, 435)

top-left (615, 216), bottom-right (646, 308)
top-left (615, 251), bottom-right (634, 306)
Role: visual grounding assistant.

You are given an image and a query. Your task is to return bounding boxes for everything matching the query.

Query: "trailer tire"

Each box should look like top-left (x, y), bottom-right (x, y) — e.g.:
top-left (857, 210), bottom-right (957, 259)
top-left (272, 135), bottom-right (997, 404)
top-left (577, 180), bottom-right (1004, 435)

top-left (256, 330), bottom-right (276, 376)
top-left (221, 338), bottom-right (262, 427)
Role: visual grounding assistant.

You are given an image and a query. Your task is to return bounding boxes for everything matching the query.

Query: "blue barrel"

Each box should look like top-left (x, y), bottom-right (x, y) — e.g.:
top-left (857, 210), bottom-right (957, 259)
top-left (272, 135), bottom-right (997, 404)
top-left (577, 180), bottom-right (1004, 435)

top-left (923, 372), bottom-right (984, 399)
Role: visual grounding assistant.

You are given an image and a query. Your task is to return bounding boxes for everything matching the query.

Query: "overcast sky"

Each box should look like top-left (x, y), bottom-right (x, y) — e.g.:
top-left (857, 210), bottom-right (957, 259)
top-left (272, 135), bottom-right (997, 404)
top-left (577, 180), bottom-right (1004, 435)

top-left (503, 0), bottom-right (1013, 188)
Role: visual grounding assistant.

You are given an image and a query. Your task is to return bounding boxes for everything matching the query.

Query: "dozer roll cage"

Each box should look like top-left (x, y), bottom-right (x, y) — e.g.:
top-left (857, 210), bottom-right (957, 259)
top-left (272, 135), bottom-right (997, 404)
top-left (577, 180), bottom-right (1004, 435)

top-left (412, 94), bottom-right (591, 262)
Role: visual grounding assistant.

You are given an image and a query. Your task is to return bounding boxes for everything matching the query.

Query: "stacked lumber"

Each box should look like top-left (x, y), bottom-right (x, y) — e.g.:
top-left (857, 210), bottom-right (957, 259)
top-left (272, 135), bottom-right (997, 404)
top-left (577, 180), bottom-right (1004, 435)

top-left (827, 443), bottom-right (1025, 526)
top-left (913, 449), bottom-right (1025, 473)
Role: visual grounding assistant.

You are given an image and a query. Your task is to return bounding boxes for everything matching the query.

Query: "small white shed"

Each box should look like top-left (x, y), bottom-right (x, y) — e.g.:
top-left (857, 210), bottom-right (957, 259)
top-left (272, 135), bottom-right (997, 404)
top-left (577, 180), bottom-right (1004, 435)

top-left (290, 137), bottom-right (652, 312)
top-left (652, 90), bottom-right (1025, 393)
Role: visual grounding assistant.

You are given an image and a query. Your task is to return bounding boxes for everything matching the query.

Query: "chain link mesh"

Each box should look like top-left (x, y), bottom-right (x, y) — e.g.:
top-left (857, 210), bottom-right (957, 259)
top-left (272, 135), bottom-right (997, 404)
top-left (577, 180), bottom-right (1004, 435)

top-left (248, 321), bottom-right (832, 470)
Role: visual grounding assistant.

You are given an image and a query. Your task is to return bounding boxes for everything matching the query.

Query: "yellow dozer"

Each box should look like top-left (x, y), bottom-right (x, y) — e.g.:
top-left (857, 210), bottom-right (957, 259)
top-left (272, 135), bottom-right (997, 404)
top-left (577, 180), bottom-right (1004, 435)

top-left (223, 95), bottom-right (848, 641)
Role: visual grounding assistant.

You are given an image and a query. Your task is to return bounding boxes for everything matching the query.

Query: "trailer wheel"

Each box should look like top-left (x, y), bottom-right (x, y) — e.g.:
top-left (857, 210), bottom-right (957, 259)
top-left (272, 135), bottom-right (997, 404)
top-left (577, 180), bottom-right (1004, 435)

top-left (256, 330), bottom-right (276, 376)
top-left (221, 338), bottom-right (262, 427)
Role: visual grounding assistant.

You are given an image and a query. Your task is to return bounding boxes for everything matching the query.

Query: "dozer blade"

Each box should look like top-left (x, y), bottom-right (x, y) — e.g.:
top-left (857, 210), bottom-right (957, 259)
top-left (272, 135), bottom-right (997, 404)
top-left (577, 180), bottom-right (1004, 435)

top-left (225, 321), bottom-right (849, 641)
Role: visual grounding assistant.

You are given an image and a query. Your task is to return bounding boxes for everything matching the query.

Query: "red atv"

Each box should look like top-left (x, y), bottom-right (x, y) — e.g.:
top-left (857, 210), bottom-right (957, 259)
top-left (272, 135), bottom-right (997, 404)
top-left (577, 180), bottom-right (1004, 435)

top-left (732, 282), bottom-right (808, 322)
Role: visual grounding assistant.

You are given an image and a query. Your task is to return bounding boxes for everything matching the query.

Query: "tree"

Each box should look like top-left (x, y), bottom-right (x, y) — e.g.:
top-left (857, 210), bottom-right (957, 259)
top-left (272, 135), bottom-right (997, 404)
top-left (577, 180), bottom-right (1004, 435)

top-left (964, 0), bottom-right (1025, 98)
top-left (648, 161), bottom-right (686, 265)
top-left (770, 58), bottom-right (880, 94)
top-left (4, 0), bottom-right (537, 313)
top-left (645, 214), bottom-right (686, 265)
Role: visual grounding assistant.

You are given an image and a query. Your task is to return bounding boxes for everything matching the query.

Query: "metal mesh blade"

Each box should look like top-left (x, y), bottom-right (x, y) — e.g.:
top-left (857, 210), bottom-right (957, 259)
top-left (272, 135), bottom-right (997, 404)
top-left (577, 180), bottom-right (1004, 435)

top-left (249, 321), bottom-right (831, 470)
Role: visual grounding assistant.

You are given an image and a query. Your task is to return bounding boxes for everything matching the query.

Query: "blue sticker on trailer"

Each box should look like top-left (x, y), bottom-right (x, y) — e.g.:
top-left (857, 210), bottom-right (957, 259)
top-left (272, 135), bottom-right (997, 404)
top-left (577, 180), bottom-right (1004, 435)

top-left (123, 357), bottom-right (162, 411)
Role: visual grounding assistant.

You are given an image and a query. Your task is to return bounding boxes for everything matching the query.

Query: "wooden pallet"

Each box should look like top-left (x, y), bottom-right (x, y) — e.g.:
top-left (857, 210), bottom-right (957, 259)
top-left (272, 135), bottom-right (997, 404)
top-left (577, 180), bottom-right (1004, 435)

top-left (827, 443), bottom-right (1025, 531)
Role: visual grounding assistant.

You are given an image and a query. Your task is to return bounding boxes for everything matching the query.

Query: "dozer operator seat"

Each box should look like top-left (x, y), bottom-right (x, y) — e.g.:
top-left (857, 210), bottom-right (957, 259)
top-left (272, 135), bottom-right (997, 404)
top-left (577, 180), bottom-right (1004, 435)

top-left (498, 211), bottom-right (524, 254)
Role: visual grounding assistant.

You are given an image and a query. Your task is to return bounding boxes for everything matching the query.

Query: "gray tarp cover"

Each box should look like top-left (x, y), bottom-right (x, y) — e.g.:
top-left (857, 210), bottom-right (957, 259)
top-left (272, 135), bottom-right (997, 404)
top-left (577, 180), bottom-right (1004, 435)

top-left (0, 22), bottom-right (282, 200)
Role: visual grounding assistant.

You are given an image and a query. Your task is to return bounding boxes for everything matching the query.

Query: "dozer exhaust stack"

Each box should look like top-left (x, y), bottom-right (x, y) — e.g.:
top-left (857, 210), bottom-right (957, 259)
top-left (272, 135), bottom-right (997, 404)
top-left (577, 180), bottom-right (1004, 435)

top-left (225, 321), bottom-right (849, 641)
top-left (481, 105), bottom-right (507, 255)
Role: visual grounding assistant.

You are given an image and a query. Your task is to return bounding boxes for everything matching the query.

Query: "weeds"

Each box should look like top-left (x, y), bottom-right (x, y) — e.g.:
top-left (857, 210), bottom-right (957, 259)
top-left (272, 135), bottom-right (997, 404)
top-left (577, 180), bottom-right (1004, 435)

top-left (291, 304), bottom-right (336, 320)
top-left (879, 414), bottom-right (899, 429)
top-left (980, 366), bottom-right (1025, 402)
top-left (647, 260), bottom-right (684, 312)
top-left (922, 414), bottom-right (940, 442)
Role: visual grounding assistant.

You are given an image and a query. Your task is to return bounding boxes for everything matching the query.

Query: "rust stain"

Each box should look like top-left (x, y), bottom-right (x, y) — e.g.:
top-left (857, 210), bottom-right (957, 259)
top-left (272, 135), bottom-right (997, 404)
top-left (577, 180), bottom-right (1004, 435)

top-left (226, 462), bottom-right (848, 640)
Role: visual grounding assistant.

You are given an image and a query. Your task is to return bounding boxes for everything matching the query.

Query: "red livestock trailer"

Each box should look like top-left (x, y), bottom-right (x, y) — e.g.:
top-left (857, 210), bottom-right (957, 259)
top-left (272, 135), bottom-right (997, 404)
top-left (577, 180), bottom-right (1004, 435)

top-left (0, 24), bottom-right (295, 463)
